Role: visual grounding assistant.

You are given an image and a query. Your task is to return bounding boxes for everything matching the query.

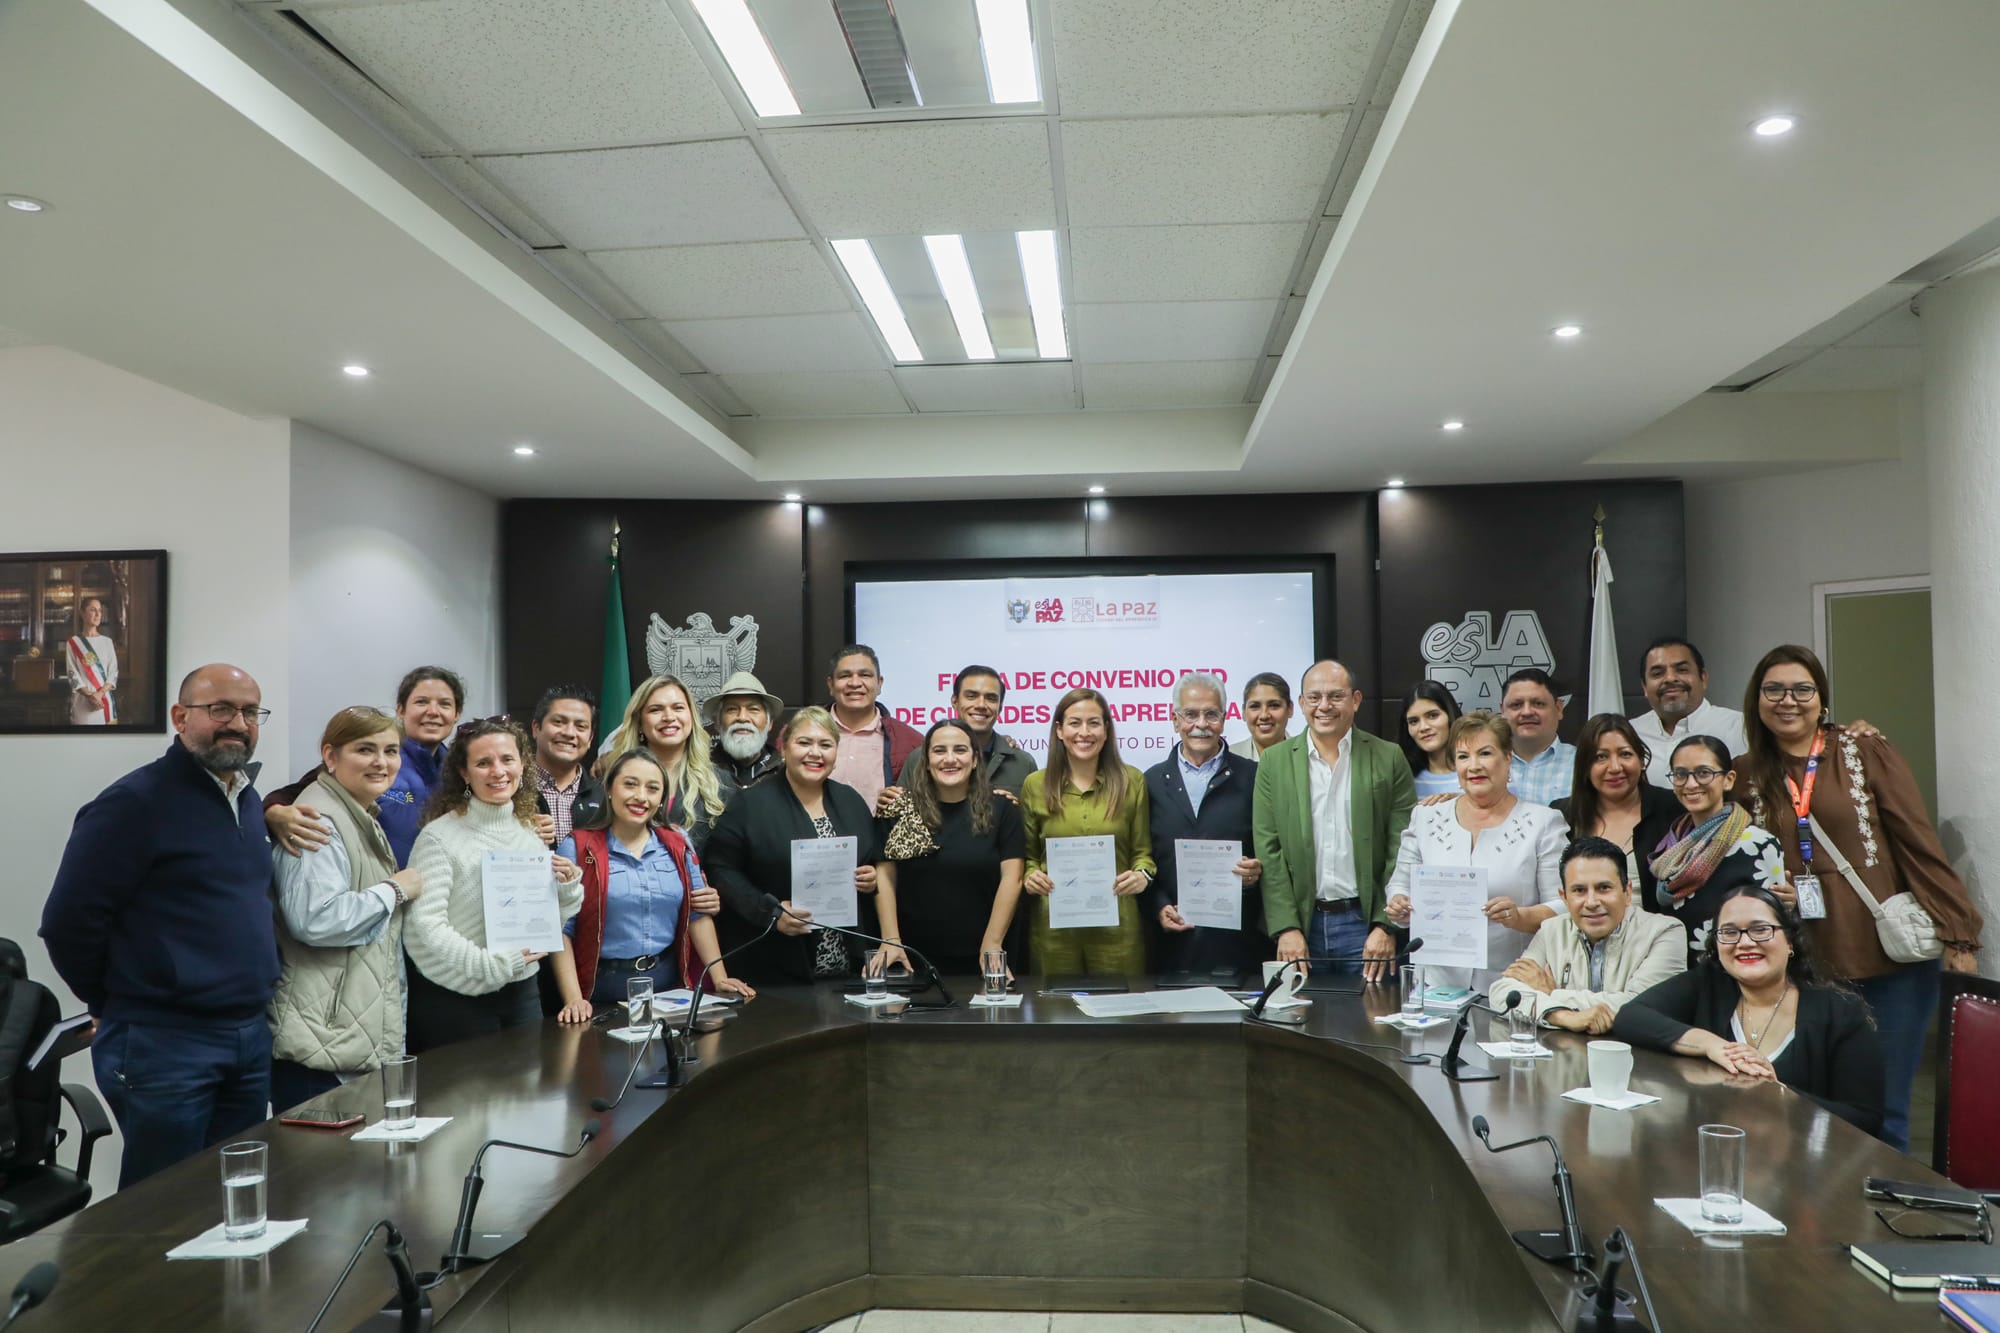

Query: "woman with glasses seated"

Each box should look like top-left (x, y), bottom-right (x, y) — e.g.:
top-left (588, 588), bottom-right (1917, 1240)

top-left (1733, 644), bottom-right (1984, 1152)
top-left (1645, 735), bottom-right (1788, 966)
top-left (1614, 884), bottom-right (1884, 1137)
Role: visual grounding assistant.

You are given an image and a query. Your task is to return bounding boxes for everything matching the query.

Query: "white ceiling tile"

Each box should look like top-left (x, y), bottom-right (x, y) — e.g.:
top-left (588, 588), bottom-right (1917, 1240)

top-left (1081, 360), bottom-right (1255, 409)
top-left (665, 312), bottom-right (889, 373)
top-left (478, 142), bottom-right (804, 249)
top-left (535, 249), bottom-right (648, 321)
top-left (1062, 114), bottom-right (1346, 226)
top-left (423, 156), bottom-right (560, 248)
top-left (764, 121), bottom-right (1056, 236)
top-left (1070, 224), bottom-right (1302, 303)
top-left (895, 363), bottom-right (1078, 412)
top-left (1074, 300), bottom-right (1281, 362)
top-left (1324, 106), bottom-right (1386, 215)
top-left (721, 371), bottom-right (909, 416)
top-left (1788, 282), bottom-right (1926, 347)
top-left (1373, 0), bottom-right (1438, 107)
top-left (306, 0), bottom-right (740, 153)
top-left (1759, 346), bottom-right (1923, 393)
top-left (1051, 0), bottom-right (1395, 116)
top-left (1838, 299), bottom-right (1924, 348)
top-left (590, 242), bottom-right (849, 321)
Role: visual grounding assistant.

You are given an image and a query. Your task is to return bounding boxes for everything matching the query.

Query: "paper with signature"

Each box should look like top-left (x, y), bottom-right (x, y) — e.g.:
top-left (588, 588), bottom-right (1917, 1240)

top-left (481, 849), bottom-right (561, 953)
top-left (1047, 835), bottom-right (1119, 929)
top-left (1174, 839), bottom-right (1243, 930)
top-left (1411, 865), bottom-right (1488, 970)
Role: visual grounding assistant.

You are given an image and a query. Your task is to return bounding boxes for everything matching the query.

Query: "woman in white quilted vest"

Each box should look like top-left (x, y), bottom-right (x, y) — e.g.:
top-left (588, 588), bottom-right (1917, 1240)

top-left (268, 706), bottom-right (427, 1113)
top-left (405, 717), bottom-right (584, 1052)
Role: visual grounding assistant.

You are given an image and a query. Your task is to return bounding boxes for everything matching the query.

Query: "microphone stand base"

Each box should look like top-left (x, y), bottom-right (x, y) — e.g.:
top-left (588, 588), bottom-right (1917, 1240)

top-left (417, 1230), bottom-right (523, 1284)
top-left (1512, 1227), bottom-right (1594, 1268)
top-left (361, 1298), bottom-right (436, 1332)
top-left (1562, 1284), bottom-right (1642, 1330)
top-left (1437, 1060), bottom-right (1498, 1083)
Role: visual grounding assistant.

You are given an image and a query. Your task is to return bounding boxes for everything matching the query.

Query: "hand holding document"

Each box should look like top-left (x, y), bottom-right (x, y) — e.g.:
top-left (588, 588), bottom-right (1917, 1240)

top-left (791, 837), bottom-right (859, 928)
top-left (1174, 840), bottom-right (1243, 930)
top-left (1047, 835), bottom-right (1119, 929)
top-left (481, 850), bottom-right (561, 953)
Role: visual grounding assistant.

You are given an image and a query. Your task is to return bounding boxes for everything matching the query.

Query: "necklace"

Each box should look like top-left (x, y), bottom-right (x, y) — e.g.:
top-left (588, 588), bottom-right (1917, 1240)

top-left (1739, 981), bottom-right (1790, 1049)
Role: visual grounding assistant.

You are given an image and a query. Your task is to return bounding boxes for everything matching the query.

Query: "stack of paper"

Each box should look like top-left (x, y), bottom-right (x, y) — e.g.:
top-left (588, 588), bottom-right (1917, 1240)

top-left (1072, 987), bottom-right (1247, 1018)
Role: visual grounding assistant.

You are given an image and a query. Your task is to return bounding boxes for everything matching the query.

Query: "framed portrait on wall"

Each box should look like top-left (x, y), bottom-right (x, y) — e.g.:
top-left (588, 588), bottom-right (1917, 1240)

top-left (0, 550), bottom-right (169, 735)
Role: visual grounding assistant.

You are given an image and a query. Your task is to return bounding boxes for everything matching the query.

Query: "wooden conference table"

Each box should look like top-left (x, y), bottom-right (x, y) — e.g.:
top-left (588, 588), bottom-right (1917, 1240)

top-left (0, 979), bottom-right (1975, 1331)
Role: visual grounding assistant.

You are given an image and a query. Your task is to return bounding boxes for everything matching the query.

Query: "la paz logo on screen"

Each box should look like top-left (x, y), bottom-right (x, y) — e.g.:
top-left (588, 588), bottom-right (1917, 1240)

top-left (1002, 593), bottom-right (1159, 627)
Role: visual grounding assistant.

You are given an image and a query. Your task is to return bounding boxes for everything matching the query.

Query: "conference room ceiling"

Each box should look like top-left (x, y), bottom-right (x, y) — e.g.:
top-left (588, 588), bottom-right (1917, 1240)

top-left (5, 0), bottom-right (2000, 500)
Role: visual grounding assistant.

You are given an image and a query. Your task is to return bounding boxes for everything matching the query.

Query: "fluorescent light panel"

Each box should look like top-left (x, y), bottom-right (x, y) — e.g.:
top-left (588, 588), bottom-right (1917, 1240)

top-left (831, 239), bottom-right (923, 362)
top-left (923, 234), bottom-right (995, 360)
top-left (975, 0), bottom-right (1039, 103)
top-left (1015, 229), bottom-right (1066, 359)
top-left (692, 0), bottom-right (800, 117)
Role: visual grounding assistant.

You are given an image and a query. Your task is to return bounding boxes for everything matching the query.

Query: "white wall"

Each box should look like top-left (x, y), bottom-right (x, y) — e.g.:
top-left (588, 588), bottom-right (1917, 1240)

top-left (0, 345), bottom-right (292, 1196)
top-left (287, 423), bottom-right (501, 774)
top-left (1684, 389), bottom-right (1930, 695)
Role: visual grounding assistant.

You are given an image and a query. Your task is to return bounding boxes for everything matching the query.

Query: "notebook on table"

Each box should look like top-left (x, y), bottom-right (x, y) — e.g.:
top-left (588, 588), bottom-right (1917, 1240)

top-left (1942, 1288), bottom-right (2000, 1333)
top-left (1850, 1241), bottom-right (2000, 1290)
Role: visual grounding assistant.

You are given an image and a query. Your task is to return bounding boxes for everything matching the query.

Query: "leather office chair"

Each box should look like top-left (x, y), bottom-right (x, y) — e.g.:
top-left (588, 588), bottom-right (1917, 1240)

top-left (1934, 969), bottom-right (2000, 1192)
top-left (0, 939), bottom-right (111, 1243)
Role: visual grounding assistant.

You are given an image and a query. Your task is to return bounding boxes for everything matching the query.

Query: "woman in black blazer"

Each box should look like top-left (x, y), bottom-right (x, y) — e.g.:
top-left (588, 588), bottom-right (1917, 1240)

top-left (1613, 883), bottom-right (1884, 1136)
top-left (705, 707), bottom-right (883, 987)
top-left (1550, 714), bottom-right (1682, 906)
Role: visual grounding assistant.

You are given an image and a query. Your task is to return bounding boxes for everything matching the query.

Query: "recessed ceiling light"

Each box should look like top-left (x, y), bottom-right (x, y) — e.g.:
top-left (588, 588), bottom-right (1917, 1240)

top-left (1017, 230), bottom-right (1067, 359)
top-left (341, 364), bottom-right (370, 377)
top-left (783, 492), bottom-right (803, 502)
top-left (831, 239), bottom-right (922, 362)
top-left (1753, 114), bottom-right (1797, 138)
top-left (691, 0), bottom-right (800, 117)
top-left (513, 445), bottom-right (536, 457)
top-left (1441, 420), bottom-right (1465, 432)
top-left (4, 196), bottom-right (48, 213)
top-left (924, 234), bottom-right (995, 361)
top-left (975, 0), bottom-right (1040, 104)
top-left (1385, 478), bottom-right (1406, 489)
top-left (1087, 485), bottom-right (1105, 494)
top-left (1552, 324), bottom-right (1582, 339)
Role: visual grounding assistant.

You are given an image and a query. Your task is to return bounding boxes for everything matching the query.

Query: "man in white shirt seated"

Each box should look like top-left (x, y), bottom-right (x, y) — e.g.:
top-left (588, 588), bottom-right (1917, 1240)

top-left (1628, 637), bottom-right (1749, 788)
top-left (1489, 836), bottom-right (1685, 1033)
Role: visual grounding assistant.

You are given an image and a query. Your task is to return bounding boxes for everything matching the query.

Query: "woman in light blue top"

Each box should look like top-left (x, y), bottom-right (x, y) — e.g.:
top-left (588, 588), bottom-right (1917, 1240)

top-left (1397, 680), bottom-right (1463, 799)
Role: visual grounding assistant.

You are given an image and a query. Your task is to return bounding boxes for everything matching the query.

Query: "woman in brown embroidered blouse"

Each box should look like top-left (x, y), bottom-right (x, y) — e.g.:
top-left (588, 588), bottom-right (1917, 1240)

top-left (1735, 644), bottom-right (1982, 1150)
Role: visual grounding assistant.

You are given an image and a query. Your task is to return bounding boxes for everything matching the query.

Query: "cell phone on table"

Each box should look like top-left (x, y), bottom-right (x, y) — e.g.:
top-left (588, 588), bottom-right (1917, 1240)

top-left (1863, 1176), bottom-right (1986, 1212)
top-left (279, 1108), bottom-right (365, 1130)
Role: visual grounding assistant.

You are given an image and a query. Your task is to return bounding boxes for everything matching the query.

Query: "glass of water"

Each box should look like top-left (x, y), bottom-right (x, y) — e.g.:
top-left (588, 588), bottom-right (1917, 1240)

top-left (381, 1054), bottom-right (417, 1131)
top-left (626, 975), bottom-right (656, 1033)
top-left (1699, 1124), bottom-right (1747, 1224)
top-left (1507, 1003), bottom-right (1538, 1056)
top-left (220, 1141), bottom-right (268, 1241)
top-left (1400, 964), bottom-right (1424, 1019)
top-left (982, 948), bottom-right (1008, 999)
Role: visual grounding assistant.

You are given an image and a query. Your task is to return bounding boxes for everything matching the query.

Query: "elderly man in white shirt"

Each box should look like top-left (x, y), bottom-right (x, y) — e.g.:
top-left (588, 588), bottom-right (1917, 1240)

top-left (1489, 836), bottom-right (1685, 1033)
top-left (1629, 638), bottom-right (1747, 788)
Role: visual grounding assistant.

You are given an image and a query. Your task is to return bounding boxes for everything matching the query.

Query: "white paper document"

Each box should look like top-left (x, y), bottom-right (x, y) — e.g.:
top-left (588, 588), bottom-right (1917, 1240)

top-left (1174, 839), bottom-right (1243, 930)
top-left (791, 836), bottom-right (859, 928)
top-left (1072, 987), bottom-right (1246, 1018)
top-left (1046, 835), bottom-right (1119, 929)
top-left (1411, 865), bottom-right (1489, 970)
top-left (481, 850), bottom-right (561, 954)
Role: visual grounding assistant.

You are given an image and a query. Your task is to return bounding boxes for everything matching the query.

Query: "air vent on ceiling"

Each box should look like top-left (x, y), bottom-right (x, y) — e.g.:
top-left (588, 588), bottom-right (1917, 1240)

top-left (832, 0), bottom-right (922, 109)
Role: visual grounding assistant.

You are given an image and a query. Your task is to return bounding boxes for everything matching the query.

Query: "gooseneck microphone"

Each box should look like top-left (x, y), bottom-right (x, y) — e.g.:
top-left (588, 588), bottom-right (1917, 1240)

top-left (305, 1222), bottom-right (428, 1333)
top-left (0, 1263), bottom-right (56, 1329)
top-left (424, 1121), bottom-right (601, 1279)
top-left (777, 905), bottom-right (956, 1009)
top-left (1470, 1113), bottom-right (1592, 1273)
top-left (590, 1017), bottom-right (662, 1114)
top-left (1249, 938), bottom-right (1426, 1018)
top-left (1563, 1225), bottom-right (1660, 1331)
top-left (1436, 987), bottom-right (1511, 1082)
top-left (677, 911), bottom-right (781, 1053)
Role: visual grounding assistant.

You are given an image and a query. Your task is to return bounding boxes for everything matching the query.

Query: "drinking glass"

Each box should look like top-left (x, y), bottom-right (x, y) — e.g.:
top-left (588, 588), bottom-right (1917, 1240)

top-left (1507, 1004), bottom-right (1538, 1056)
top-left (1400, 964), bottom-right (1424, 1018)
top-left (381, 1054), bottom-right (417, 1130)
top-left (864, 971), bottom-right (888, 1000)
top-left (626, 975), bottom-right (656, 1033)
top-left (1699, 1124), bottom-right (1747, 1224)
top-left (220, 1141), bottom-right (268, 1242)
top-left (982, 949), bottom-right (1009, 999)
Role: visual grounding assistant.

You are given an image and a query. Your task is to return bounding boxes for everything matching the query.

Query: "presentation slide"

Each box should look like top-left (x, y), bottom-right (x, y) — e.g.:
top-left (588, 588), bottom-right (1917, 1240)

top-left (853, 570), bottom-right (1316, 761)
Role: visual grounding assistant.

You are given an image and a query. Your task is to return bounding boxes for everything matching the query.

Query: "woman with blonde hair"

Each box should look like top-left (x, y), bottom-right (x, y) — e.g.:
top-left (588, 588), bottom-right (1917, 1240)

top-left (597, 674), bottom-right (727, 850)
top-left (405, 717), bottom-right (584, 1051)
top-left (1021, 688), bottom-right (1155, 977)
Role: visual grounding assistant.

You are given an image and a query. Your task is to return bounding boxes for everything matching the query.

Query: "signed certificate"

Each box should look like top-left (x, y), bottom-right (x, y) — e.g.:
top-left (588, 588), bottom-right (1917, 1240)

top-left (1411, 865), bottom-right (1489, 970)
top-left (790, 836), bottom-right (859, 928)
top-left (1173, 839), bottom-right (1243, 930)
top-left (1047, 835), bottom-right (1119, 929)
top-left (481, 850), bottom-right (561, 953)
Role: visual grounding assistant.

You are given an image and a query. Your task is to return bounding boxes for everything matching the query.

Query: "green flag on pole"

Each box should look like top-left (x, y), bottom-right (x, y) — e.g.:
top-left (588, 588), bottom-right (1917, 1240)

top-left (601, 520), bottom-right (632, 725)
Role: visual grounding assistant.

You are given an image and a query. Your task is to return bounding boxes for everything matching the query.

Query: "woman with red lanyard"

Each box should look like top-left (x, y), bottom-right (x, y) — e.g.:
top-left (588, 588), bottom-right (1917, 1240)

top-left (549, 749), bottom-right (754, 1020)
top-left (1735, 644), bottom-right (1983, 1150)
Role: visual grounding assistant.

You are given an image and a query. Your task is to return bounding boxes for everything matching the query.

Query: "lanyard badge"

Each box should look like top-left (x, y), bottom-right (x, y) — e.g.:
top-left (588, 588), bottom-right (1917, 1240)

top-left (1784, 731), bottom-right (1828, 919)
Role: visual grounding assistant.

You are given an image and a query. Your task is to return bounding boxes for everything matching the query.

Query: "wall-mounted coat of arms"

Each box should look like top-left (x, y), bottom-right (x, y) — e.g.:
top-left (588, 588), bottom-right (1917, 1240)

top-left (644, 612), bottom-right (759, 704)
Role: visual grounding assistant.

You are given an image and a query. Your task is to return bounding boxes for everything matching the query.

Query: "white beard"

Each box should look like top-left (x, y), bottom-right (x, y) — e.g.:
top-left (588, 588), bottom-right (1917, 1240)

top-left (720, 726), bottom-right (770, 762)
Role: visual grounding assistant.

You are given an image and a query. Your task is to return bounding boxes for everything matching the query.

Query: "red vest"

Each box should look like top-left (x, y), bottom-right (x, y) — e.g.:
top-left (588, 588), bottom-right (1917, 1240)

top-left (569, 825), bottom-right (698, 1002)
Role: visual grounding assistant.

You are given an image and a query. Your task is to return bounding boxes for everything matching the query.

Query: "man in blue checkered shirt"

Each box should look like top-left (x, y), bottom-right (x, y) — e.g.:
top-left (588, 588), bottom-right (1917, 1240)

top-left (1501, 668), bottom-right (1576, 806)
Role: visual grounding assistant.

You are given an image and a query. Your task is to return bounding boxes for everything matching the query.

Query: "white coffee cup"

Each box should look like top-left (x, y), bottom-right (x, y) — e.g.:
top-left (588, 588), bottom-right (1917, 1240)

top-left (1587, 1040), bottom-right (1634, 1099)
top-left (1260, 960), bottom-right (1309, 1006)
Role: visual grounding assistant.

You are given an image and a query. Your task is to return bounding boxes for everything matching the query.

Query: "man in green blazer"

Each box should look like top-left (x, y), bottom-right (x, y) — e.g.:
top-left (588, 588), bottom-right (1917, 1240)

top-left (1254, 660), bottom-right (1417, 981)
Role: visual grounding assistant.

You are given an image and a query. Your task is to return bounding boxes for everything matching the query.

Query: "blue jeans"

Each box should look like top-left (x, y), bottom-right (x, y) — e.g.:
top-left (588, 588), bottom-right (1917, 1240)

top-left (93, 1018), bottom-right (272, 1188)
top-left (1850, 960), bottom-right (1941, 1152)
top-left (1309, 909), bottom-right (1371, 975)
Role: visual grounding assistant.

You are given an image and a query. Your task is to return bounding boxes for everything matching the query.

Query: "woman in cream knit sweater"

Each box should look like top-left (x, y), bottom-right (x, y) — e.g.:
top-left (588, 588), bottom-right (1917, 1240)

top-left (405, 717), bottom-right (583, 1052)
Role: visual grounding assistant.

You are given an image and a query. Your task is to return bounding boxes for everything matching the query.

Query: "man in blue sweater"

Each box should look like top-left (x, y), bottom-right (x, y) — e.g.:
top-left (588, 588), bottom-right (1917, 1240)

top-left (42, 663), bottom-right (282, 1187)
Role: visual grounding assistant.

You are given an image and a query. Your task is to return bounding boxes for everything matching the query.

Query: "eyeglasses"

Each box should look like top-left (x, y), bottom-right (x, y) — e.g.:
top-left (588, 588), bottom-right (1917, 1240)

top-left (1176, 709), bottom-right (1223, 724)
top-left (1759, 682), bottom-right (1819, 703)
top-left (454, 713), bottom-right (513, 738)
top-left (1669, 767), bottom-right (1725, 787)
top-left (1300, 690), bottom-right (1353, 707)
top-left (183, 702), bottom-right (271, 724)
top-left (1874, 1199), bottom-right (1994, 1244)
top-left (1715, 922), bottom-right (1780, 945)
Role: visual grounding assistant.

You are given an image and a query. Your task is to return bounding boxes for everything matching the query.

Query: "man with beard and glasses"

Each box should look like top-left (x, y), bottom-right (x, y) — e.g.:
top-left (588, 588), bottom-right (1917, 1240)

top-left (530, 684), bottom-right (605, 845)
top-left (704, 671), bottom-right (785, 802)
top-left (41, 663), bottom-right (283, 1186)
top-left (1146, 672), bottom-right (1265, 978)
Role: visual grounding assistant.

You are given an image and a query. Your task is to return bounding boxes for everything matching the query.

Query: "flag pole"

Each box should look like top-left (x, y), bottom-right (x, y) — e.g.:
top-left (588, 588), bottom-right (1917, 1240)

top-left (601, 518), bottom-right (633, 730)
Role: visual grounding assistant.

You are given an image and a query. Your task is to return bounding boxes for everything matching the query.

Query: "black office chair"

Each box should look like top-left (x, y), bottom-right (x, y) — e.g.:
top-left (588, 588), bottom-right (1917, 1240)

top-left (0, 938), bottom-right (111, 1243)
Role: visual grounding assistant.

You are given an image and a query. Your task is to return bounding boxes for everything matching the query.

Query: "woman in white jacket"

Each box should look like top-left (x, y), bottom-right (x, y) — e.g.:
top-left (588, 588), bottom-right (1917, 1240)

top-left (405, 717), bottom-right (582, 1052)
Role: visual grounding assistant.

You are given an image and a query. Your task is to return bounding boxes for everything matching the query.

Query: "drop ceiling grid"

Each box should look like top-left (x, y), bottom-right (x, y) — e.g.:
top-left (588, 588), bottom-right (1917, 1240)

top-left (589, 240), bottom-right (851, 321)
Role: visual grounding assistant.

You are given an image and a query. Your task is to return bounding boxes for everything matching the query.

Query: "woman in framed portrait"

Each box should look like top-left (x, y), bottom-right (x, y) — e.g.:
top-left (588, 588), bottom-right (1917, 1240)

top-left (65, 596), bottom-right (117, 725)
